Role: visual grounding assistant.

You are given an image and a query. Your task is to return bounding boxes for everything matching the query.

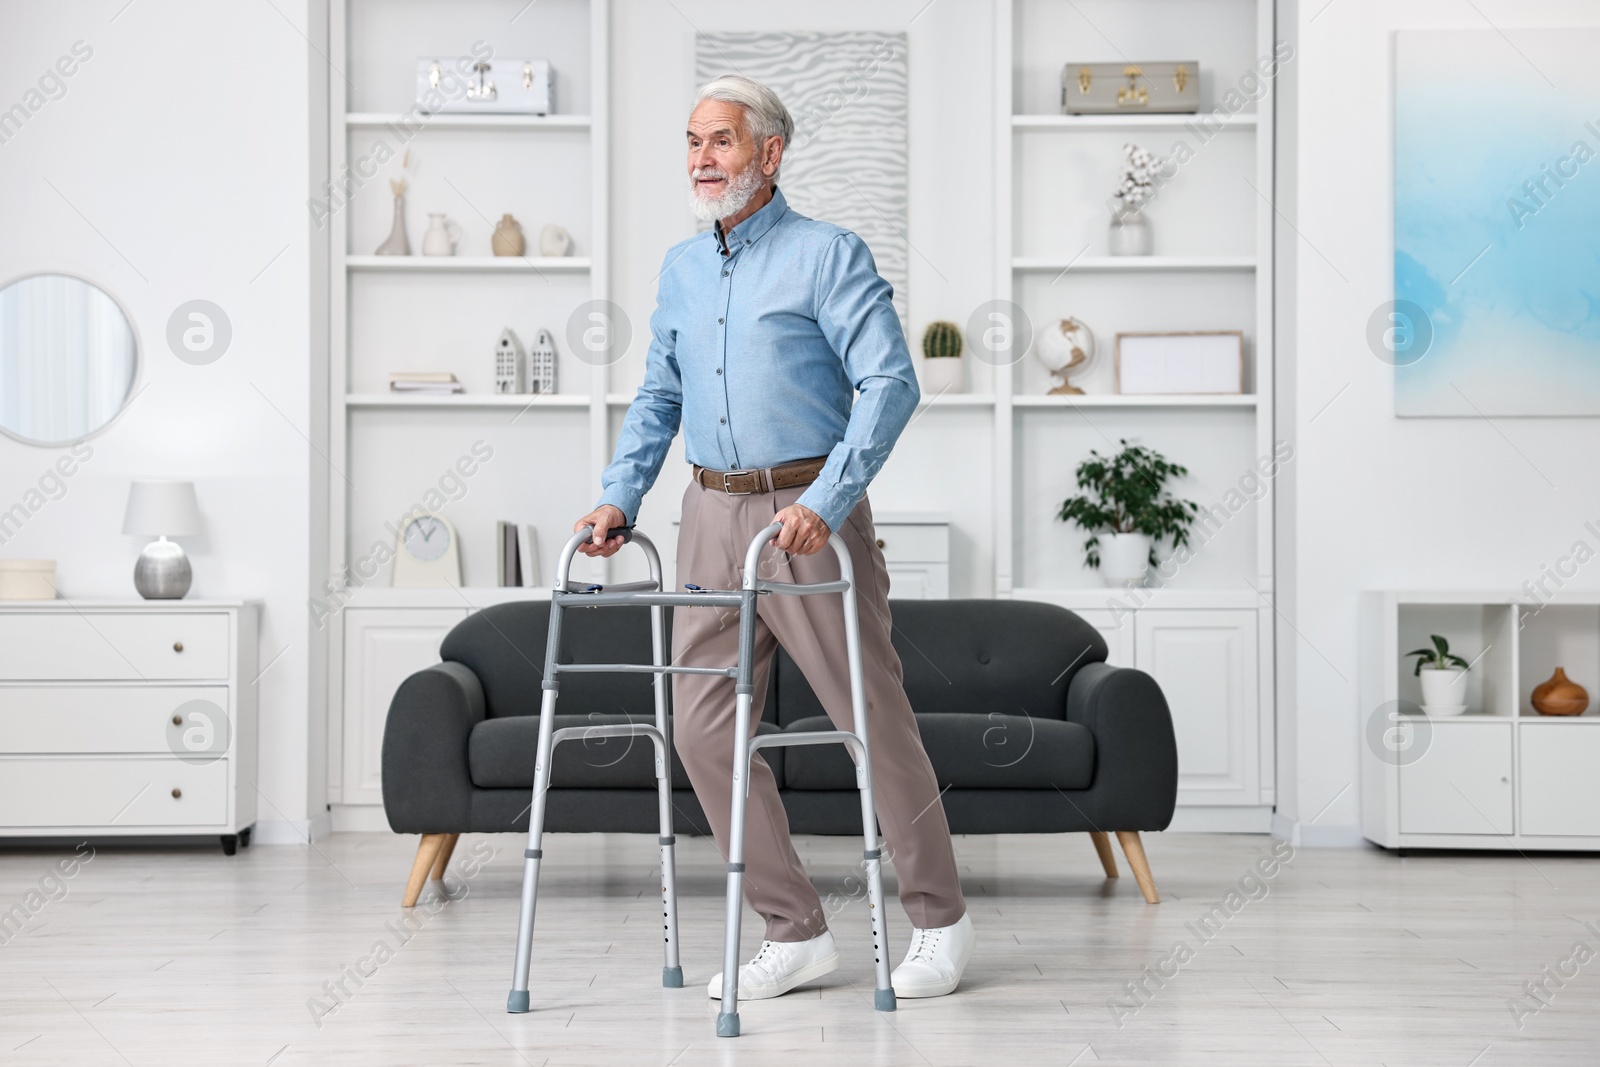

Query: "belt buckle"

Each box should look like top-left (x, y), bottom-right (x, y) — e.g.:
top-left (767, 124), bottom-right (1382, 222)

top-left (720, 469), bottom-right (757, 495)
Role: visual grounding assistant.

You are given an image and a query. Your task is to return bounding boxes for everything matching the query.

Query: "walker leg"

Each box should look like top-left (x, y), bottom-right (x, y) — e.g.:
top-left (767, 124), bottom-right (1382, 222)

top-left (717, 688), bottom-right (757, 1038)
top-left (841, 581), bottom-right (896, 1012)
top-left (507, 684), bottom-right (561, 1013)
top-left (650, 602), bottom-right (683, 988)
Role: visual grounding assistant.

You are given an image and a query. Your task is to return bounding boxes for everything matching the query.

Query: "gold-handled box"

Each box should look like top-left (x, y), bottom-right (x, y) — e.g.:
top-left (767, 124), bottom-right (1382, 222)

top-left (1061, 62), bottom-right (1201, 114)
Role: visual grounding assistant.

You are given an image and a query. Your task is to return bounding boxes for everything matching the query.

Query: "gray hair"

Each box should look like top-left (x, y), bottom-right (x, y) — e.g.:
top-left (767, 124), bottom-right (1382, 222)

top-left (694, 73), bottom-right (794, 178)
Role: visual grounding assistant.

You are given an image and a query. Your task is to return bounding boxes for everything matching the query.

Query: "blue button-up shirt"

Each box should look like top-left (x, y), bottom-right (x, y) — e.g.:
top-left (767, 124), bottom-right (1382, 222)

top-left (596, 186), bottom-right (918, 533)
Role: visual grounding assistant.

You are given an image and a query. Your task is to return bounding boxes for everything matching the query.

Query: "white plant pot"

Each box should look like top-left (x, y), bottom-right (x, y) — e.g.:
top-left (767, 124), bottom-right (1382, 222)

top-left (1419, 667), bottom-right (1467, 712)
top-left (919, 357), bottom-right (965, 395)
top-left (1099, 532), bottom-right (1152, 587)
top-left (1109, 210), bottom-right (1153, 256)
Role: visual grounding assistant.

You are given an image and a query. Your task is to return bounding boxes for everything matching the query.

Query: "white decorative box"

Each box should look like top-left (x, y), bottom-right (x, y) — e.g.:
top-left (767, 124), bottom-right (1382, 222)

top-left (415, 57), bottom-right (552, 115)
top-left (0, 560), bottom-right (56, 600)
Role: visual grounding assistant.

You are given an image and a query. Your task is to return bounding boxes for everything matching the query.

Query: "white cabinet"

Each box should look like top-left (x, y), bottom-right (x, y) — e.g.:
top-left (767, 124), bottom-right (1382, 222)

top-left (1519, 724), bottom-right (1600, 837)
top-left (1361, 592), bottom-right (1600, 851)
top-left (1398, 722), bottom-right (1513, 835)
top-left (340, 608), bottom-right (465, 806)
top-left (1016, 591), bottom-right (1266, 818)
top-left (1134, 610), bottom-right (1259, 807)
top-left (0, 600), bottom-right (259, 851)
top-left (876, 512), bottom-right (949, 600)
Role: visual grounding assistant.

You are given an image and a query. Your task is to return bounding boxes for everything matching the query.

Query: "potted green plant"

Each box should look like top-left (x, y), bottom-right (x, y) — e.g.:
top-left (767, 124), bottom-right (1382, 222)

top-left (919, 321), bottom-right (965, 394)
top-left (1057, 439), bottom-right (1199, 586)
top-left (1405, 635), bottom-right (1471, 714)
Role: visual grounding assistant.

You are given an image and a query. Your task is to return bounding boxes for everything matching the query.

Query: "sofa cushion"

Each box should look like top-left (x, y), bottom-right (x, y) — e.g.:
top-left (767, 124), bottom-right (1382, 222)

top-left (773, 599), bottom-right (1107, 727)
top-left (779, 713), bottom-right (1094, 791)
top-left (468, 713), bottom-right (785, 789)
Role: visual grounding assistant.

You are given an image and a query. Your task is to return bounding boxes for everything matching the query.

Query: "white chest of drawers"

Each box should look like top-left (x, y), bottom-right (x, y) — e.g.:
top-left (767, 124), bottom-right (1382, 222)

top-left (0, 600), bottom-right (260, 853)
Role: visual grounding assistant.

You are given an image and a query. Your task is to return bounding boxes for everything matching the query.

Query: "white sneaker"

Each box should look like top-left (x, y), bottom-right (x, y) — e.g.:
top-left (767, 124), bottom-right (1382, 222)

top-left (890, 912), bottom-right (974, 998)
top-left (707, 931), bottom-right (840, 1000)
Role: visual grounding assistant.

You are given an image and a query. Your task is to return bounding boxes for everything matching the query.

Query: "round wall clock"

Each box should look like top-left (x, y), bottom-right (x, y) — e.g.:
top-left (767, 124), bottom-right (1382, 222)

top-left (391, 511), bottom-right (462, 587)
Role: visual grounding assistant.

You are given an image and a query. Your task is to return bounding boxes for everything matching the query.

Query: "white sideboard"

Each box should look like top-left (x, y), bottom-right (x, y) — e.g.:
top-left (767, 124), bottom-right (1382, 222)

top-left (875, 511), bottom-right (950, 600)
top-left (1361, 591), bottom-right (1600, 851)
top-left (1016, 587), bottom-right (1270, 830)
top-left (0, 600), bottom-right (260, 853)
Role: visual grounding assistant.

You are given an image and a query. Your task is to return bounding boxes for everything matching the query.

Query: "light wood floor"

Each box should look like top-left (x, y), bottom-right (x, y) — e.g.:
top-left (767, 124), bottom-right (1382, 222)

top-left (1, 831), bottom-right (1597, 1065)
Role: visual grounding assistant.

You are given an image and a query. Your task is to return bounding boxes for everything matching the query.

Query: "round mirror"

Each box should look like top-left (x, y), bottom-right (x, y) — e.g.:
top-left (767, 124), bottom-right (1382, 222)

top-left (0, 273), bottom-right (139, 446)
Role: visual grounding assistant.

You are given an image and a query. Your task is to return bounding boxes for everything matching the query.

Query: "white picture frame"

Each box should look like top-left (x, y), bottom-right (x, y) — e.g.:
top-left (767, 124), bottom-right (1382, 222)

top-left (1115, 331), bottom-right (1244, 395)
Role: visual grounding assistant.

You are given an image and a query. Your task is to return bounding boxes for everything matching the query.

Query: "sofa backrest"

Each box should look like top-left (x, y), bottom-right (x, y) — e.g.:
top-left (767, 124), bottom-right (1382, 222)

top-left (773, 598), bottom-right (1106, 727)
top-left (440, 601), bottom-right (780, 722)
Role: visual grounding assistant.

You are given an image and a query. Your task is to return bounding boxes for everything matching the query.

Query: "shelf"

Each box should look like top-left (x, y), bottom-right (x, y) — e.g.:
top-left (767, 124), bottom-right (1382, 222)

top-left (1013, 587), bottom-right (1263, 611)
top-left (345, 393), bottom-right (590, 409)
top-left (1013, 256), bottom-right (1255, 273)
top-left (344, 112), bottom-right (590, 130)
top-left (603, 393), bottom-right (998, 408)
top-left (1012, 113), bottom-right (1257, 131)
top-left (1012, 394), bottom-right (1255, 408)
top-left (1519, 715), bottom-right (1600, 723)
top-left (346, 255), bottom-right (590, 273)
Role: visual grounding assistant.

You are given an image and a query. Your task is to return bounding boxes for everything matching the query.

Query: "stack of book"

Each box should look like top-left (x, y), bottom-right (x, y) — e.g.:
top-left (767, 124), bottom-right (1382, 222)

top-left (496, 522), bottom-right (541, 587)
top-left (389, 372), bottom-right (463, 395)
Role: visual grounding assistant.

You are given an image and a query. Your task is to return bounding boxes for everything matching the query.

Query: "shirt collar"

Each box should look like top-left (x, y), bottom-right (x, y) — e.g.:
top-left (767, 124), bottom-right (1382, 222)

top-left (714, 185), bottom-right (788, 255)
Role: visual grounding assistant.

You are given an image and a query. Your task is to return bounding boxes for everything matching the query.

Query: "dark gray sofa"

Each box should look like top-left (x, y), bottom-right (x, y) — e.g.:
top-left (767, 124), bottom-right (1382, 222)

top-left (383, 598), bottom-right (1178, 905)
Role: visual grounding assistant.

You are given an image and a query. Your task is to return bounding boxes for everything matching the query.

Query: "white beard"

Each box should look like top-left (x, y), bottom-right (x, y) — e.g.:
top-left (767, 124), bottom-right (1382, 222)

top-left (688, 160), bottom-right (766, 223)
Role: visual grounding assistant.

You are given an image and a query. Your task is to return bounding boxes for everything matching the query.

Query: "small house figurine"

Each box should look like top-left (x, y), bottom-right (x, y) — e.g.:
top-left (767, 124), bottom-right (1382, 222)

top-left (529, 328), bottom-right (558, 394)
top-left (495, 328), bottom-right (525, 394)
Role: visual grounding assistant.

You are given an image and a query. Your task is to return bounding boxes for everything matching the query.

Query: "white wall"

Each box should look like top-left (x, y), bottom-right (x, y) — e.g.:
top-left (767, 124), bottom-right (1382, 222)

top-left (1280, 0), bottom-right (1600, 842)
top-left (0, 0), bottom-right (326, 842)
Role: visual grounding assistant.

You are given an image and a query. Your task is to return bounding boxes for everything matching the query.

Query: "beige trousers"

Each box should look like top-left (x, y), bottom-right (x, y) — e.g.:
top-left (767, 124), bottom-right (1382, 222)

top-left (670, 478), bottom-right (967, 942)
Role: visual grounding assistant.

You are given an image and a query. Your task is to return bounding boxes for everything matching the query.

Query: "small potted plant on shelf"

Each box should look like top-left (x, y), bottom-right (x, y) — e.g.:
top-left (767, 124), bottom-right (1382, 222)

top-left (919, 321), bottom-right (965, 395)
top-left (1057, 439), bottom-right (1199, 587)
top-left (1405, 635), bottom-right (1471, 715)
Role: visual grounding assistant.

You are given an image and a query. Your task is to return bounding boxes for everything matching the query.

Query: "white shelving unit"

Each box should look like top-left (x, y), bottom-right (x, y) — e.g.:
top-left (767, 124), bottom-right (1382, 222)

top-left (997, 0), bottom-right (1278, 824)
top-left (1361, 592), bottom-right (1600, 849)
top-left (324, 0), bottom-right (608, 824)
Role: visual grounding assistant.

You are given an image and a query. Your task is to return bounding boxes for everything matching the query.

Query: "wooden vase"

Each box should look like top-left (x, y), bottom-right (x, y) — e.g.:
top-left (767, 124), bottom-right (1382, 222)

top-left (1531, 667), bottom-right (1589, 716)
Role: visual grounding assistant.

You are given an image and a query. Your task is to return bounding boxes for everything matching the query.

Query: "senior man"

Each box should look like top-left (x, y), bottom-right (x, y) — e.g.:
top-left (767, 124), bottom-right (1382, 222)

top-left (573, 74), bottom-right (973, 1001)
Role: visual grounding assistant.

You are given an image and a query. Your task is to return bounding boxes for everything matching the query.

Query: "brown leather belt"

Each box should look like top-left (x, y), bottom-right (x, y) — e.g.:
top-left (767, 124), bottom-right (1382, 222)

top-left (692, 456), bottom-right (827, 495)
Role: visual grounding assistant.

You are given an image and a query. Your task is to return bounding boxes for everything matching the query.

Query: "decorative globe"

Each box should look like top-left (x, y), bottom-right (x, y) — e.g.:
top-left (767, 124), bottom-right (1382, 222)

top-left (1034, 317), bottom-right (1096, 395)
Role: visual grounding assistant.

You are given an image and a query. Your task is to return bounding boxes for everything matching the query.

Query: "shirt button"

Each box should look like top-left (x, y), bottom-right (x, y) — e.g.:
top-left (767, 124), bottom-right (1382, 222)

top-left (719, 417), bottom-right (727, 424)
top-left (715, 368), bottom-right (723, 375)
top-left (722, 271), bottom-right (729, 277)
top-left (717, 317), bottom-right (724, 324)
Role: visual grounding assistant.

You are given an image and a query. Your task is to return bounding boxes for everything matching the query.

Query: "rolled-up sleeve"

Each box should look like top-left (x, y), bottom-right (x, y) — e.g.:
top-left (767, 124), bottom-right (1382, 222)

top-left (596, 261), bottom-right (683, 524)
top-left (795, 232), bottom-right (919, 531)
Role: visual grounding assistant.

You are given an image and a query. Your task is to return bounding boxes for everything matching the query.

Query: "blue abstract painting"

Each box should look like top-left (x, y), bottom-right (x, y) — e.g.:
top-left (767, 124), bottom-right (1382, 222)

top-left (1394, 30), bottom-right (1600, 416)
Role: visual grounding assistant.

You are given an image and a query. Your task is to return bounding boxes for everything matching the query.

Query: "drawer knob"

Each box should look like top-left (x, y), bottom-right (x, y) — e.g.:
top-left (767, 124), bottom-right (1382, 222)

top-left (172, 714), bottom-right (183, 726)
top-left (875, 538), bottom-right (886, 549)
top-left (171, 788), bottom-right (182, 799)
top-left (173, 641), bottom-right (184, 653)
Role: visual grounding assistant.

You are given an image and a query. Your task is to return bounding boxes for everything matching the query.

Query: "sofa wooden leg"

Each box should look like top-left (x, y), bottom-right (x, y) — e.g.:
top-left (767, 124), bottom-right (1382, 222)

top-left (430, 833), bottom-right (460, 881)
top-left (1115, 831), bottom-right (1160, 904)
top-left (1089, 831), bottom-right (1119, 878)
top-left (403, 834), bottom-right (447, 907)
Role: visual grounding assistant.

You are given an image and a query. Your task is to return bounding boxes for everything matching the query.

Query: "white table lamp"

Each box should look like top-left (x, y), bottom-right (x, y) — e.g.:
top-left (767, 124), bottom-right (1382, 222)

top-left (122, 481), bottom-right (200, 599)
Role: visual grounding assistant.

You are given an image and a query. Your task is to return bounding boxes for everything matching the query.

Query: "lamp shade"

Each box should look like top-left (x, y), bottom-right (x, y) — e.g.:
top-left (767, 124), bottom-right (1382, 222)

top-left (122, 481), bottom-right (200, 538)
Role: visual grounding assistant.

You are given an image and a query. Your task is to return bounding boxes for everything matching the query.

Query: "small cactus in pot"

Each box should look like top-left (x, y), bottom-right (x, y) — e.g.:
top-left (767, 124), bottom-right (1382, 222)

top-left (919, 321), bottom-right (965, 395)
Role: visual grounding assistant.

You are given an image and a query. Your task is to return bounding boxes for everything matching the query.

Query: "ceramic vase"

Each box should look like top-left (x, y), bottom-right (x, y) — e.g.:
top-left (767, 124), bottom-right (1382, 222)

top-left (1099, 532), bottom-right (1152, 587)
top-left (375, 191), bottom-right (410, 256)
top-left (491, 214), bottom-right (525, 257)
top-left (1109, 210), bottom-right (1153, 256)
top-left (421, 214), bottom-right (462, 256)
top-left (1532, 667), bottom-right (1589, 715)
top-left (539, 223), bottom-right (572, 257)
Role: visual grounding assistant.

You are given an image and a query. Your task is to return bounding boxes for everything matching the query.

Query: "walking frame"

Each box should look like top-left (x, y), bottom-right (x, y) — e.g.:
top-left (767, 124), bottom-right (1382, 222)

top-left (505, 521), bottom-right (897, 1038)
